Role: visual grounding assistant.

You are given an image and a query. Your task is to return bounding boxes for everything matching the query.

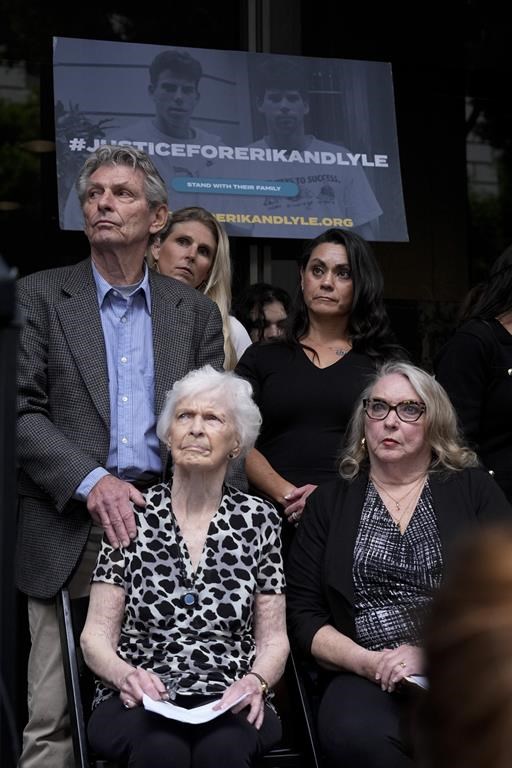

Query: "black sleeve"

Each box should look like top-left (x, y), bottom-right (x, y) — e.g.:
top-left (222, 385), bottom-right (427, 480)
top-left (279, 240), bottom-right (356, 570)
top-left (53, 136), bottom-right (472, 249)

top-left (434, 326), bottom-right (495, 445)
top-left (285, 486), bottom-right (335, 655)
top-left (438, 469), bottom-right (512, 569)
top-left (471, 469), bottom-right (512, 524)
top-left (234, 344), bottom-right (262, 403)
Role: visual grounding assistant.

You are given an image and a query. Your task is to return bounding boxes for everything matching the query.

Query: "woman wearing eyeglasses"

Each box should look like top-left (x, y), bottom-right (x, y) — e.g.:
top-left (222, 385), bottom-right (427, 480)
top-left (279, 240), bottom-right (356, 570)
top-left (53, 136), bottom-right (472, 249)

top-left (286, 360), bottom-right (512, 768)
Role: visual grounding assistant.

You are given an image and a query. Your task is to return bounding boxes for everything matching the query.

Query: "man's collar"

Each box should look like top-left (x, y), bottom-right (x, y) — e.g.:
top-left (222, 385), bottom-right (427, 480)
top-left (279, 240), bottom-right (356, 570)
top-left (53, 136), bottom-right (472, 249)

top-left (91, 260), bottom-right (152, 312)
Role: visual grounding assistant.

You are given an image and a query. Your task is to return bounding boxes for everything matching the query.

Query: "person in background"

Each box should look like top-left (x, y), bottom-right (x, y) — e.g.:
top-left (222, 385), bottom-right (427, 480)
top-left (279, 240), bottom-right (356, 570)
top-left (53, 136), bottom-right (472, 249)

top-left (148, 206), bottom-right (251, 370)
top-left (63, 50), bottom-right (222, 229)
top-left (286, 361), bottom-right (512, 768)
top-left (16, 145), bottom-right (224, 768)
top-left (435, 244), bottom-right (512, 503)
top-left (236, 56), bottom-right (382, 240)
top-left (81, 365), bottom-right (289, 768)
top-left (422, 523), bottom-right (512, 768)
top-left (235, 227), bottom-right (403, 527)
top-left (234, 282), bottom-right (291, 343)
top-left (112, 49), bottom-right (222, 146)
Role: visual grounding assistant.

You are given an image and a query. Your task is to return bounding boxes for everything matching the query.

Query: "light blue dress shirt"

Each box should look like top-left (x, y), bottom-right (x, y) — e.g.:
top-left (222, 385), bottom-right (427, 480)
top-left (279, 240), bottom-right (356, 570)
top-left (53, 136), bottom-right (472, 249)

top-left (75, 262), bottom-right (160, 500)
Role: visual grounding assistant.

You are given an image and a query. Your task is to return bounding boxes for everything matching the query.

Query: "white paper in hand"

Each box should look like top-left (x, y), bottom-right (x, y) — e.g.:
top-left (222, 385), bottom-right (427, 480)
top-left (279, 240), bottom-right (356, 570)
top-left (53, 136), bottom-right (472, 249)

top-left (142, 691), bottom-right (250, 724)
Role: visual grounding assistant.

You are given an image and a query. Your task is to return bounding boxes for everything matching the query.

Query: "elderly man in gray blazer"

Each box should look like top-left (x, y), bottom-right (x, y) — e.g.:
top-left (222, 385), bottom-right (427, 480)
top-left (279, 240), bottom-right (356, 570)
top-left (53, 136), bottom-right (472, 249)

top-left (16, 145), bottom-right (224, 768)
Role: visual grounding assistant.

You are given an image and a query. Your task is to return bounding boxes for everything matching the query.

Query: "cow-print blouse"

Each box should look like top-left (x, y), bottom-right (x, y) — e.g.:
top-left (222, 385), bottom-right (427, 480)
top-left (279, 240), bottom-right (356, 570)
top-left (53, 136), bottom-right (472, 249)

top-left (91, 482), bottom-right (285, 708)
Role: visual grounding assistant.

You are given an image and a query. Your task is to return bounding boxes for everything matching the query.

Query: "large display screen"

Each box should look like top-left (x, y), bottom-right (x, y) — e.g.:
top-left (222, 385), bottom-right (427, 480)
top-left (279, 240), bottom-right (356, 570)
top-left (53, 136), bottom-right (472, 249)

top-left (53, 37), bottom-right (408, 241)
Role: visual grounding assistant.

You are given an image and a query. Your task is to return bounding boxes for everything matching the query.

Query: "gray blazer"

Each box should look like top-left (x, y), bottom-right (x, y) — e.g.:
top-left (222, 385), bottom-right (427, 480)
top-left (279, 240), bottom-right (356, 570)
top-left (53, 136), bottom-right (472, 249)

top-left (16, 258), bottom-right (224, 598)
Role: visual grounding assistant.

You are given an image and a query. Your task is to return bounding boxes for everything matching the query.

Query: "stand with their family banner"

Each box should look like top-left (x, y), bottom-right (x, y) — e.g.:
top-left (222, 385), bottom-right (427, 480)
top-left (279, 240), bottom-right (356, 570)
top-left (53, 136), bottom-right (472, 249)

top-left (53, 36), bottom-right (409, 241)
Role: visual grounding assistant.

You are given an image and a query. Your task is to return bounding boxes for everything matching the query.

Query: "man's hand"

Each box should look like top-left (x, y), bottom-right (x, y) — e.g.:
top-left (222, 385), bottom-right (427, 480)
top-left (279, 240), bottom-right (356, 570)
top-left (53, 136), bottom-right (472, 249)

top-left (87, 475), bottom-right (144, 548)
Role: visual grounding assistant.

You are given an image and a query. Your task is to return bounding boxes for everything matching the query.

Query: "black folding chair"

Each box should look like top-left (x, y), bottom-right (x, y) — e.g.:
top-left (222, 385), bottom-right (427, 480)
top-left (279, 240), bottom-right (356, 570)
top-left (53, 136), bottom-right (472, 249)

top-left (57, 588), bottom-right (320, 768)
top-left (57, 589), bottom-right (113, 768)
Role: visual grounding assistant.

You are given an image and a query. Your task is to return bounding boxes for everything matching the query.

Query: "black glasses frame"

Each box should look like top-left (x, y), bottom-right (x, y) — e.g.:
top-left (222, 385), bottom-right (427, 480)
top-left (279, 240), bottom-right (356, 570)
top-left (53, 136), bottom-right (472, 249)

top-left (363, 398), bottom-right (426, 423)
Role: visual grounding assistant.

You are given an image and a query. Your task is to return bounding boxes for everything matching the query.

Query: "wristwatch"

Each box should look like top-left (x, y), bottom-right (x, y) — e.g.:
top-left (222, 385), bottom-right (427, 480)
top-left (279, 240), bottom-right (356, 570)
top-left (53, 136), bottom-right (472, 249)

top-left (247, 671), bottom-right (269, 694)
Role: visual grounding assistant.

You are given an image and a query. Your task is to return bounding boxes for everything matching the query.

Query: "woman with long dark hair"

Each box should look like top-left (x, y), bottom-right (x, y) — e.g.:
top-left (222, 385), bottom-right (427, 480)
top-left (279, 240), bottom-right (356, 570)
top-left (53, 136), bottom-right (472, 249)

top-left (435, 244), bottom-right (512, 502)
top-left (233, 283), bottom-right (291, 343)
top-left (235, 227), bottom-right (404, 524)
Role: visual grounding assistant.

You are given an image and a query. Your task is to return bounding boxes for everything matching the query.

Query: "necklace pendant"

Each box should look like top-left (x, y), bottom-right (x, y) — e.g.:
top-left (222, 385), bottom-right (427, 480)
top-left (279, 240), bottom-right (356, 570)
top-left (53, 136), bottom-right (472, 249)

top-left (180, 591), bottom-right (199, 609)
top-left (395, 501), bottom-right (400, 511)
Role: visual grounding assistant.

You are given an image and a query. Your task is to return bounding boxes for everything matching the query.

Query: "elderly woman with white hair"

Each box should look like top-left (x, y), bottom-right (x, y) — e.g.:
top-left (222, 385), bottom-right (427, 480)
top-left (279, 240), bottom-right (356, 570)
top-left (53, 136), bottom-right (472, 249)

top-left (286, 360), bottom-right (512, 768)
top-left (80, 365), bottom-right (289, 768)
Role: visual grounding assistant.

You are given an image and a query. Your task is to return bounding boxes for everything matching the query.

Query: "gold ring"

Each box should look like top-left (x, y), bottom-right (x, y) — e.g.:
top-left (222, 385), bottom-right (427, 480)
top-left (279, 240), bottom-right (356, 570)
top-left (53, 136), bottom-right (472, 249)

top-left (400, 661), bottom-right (406, 668)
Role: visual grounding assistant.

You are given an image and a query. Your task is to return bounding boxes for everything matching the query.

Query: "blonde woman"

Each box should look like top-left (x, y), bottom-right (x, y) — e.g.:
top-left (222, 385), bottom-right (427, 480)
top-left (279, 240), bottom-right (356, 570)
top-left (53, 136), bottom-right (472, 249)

top-left (286, 361), bottom-right (512, 768)
top-left (148, 206), bottom-right (251, 370)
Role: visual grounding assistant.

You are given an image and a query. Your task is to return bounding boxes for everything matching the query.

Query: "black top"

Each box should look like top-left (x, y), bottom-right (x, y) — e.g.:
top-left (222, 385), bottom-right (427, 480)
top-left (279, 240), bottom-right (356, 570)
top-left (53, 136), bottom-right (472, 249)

top-left (235, 341), bottom-right (376, 487)
top-left (435, 318), bottom-right (512, 500)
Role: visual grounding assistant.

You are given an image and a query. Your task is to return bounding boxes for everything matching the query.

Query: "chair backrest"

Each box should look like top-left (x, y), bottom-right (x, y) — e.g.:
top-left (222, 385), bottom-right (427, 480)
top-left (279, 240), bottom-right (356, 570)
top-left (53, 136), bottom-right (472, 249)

top-left (285, 651), bottom-right (321, 768)
top-left (57, 589), bottom-right (114, 768)
top-left (258, 649), bottom-right (320, 768)
top-left (57, 589), bottom-right (91, 768)
top-left (57, 587), bottom-right (320, 768)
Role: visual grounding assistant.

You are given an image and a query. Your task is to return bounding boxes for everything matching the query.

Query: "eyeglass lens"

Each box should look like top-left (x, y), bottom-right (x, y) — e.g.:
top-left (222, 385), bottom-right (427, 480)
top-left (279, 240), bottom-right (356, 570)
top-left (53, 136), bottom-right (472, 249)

top-left (364, 399), bottom-right (424, 422)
